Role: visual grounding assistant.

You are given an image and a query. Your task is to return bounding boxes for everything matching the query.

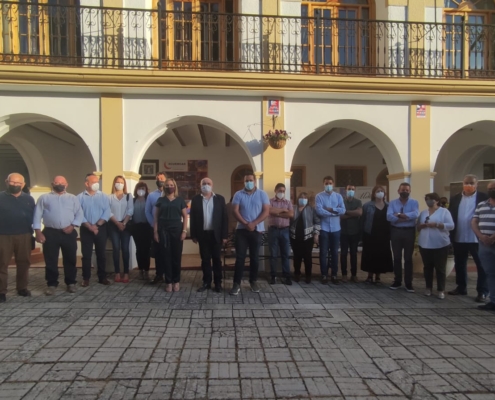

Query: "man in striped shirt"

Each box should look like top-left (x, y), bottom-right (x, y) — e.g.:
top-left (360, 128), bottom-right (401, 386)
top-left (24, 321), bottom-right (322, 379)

top-left (472, 180), bottom-right (495, 311)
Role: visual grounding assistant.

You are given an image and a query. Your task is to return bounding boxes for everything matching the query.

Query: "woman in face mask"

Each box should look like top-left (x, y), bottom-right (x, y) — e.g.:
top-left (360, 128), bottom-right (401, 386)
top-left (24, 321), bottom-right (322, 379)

top-left (108, 176), bottom-right (134, 283)
top-left (417, 192), bottom-right (455, 299)
top-left (361, 185), bottom-right (394, 284)
top-left (132, 182), bottom-right (151, 280)
top-left (153, 178), bottom-right (188, 292)
top-left (289, 192), bottom-right (320, 284)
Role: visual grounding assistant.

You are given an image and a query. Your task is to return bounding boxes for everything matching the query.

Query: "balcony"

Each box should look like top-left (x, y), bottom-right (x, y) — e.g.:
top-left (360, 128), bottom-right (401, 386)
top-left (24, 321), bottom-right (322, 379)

top-left (1, 1), bottom-right (495, 79)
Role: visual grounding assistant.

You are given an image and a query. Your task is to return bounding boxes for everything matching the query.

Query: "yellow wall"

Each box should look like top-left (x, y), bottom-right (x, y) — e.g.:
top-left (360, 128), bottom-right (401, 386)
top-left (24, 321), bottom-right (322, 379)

top-left (410, 102), bottom-right (431, 202)
top-left (101, 94), bottom-right (124, 193)
top-left (262, 98), bottom-right (286, 196)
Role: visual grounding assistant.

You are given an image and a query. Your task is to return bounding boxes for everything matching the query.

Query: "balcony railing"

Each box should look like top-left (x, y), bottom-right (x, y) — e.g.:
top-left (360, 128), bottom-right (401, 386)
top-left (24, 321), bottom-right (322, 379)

top-left (1, 1), bottom-right (494, 79)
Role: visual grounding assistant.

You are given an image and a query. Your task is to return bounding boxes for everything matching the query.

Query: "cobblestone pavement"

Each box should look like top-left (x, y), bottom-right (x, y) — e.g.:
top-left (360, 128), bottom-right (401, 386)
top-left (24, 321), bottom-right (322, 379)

top-left (1, 268), bottom-right (494, 399)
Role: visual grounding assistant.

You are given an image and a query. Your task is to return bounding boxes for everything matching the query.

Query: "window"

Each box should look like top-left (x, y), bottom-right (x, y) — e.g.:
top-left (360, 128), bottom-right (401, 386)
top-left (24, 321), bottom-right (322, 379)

top-left (444, 0), bottom-right (495, 75)
top-left (301, 0), bottom-right (370, 72)
top-left (160, 0), bottom-right (235, 69)
top-left (335, 165), bottom-right (367, 187)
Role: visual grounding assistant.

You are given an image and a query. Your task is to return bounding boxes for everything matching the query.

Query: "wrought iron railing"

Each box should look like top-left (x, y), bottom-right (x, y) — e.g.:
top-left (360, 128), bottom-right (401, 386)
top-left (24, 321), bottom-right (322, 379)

top-left (1, 1), bottom-right (494, 78)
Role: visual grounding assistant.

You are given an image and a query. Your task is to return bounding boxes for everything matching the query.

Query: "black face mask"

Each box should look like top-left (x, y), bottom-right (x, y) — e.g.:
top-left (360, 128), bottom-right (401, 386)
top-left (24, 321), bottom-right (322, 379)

top-left (488, 190), bottom-right (495, 199)
top-left (165, 187), bottom-right (175, 194)
top-left (156, 180), bottom-right (165, 188)
top-left (7, 185), bottom-right (21, 194)
top-left (399, 192), bottom-right (410, 199)
top-left (53, 184), bottom-right (66, 193)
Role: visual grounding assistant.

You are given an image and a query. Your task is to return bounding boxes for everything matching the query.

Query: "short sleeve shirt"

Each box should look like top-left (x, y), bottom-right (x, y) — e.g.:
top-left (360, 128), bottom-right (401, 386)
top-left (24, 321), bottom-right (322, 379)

top-left (155, 196), bottom-right (187, 228)
top-left (232, 188), bottom-right (270, 232)
top-left (341, 197), bottom-right (362, 235)
top-left (473, 200), bottom-right (495, 236)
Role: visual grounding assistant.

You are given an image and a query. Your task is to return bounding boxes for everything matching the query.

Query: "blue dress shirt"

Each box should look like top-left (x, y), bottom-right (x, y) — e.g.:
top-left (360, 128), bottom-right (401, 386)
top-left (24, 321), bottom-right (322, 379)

top-left (232, 188), bottom-right (270, 232)
top-left (33, 191), bottom-right (84, 229)
top-left (315, 191), bottom-right (346, 233)
top-left (145, 189), bottom-right (162, 227)
top-left (76, 190), bottom-right (111, 224)
top-left (386, 198), bottom-right (419, 228)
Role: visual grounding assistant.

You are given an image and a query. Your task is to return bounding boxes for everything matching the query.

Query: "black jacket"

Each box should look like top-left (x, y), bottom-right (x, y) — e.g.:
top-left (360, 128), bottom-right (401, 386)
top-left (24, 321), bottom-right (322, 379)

top-left (190, 193), bottom-right (228, 243)
top-left (449, 190), bottom-right (488, 242)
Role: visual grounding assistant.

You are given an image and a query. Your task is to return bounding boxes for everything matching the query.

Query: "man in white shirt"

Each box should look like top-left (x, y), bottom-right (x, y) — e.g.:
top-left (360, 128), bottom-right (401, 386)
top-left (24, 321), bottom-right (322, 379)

top-left (448, 174), bottom-right (488, 302)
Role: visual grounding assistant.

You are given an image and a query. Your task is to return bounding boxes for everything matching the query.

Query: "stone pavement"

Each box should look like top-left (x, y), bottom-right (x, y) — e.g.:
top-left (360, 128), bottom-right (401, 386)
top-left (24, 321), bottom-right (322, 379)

top-left (0, 268), bottom-right (495, 399)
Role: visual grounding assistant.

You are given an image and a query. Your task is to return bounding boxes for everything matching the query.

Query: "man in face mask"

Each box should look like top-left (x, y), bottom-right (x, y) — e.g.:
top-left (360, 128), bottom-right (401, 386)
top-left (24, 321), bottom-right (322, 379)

top-left (0, 173), bottom-right (35, 302)
top-left (472, 180), bottom-right (495, 311)
top-left (340, 184), bottom-right (362, 283)
top-left (386, 182), bottom-right (419, 292)
top-left (189, 178), bottom-right (228, 292)
top-left (267, 183), bottom-right (294, 285)
top-left (229, 173), bottom-right (270, 296)
top-left (34, 176), bottom-right (83, 295)
top-left (145, 171), bottom-right (167, 284)
top-left (448, 174), bottom-right (489, 302)
top-left (77, 173), bottom-right (111, 287)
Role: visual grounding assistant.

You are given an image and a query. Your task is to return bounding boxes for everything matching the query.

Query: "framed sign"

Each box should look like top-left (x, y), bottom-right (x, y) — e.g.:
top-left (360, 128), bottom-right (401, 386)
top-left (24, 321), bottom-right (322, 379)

top-left (140, 159), bottom-right (159, 180)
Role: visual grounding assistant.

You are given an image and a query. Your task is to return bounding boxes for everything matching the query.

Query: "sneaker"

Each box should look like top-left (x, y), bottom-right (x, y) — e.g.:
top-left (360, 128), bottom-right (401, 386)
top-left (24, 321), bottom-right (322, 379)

top-left (475, 294), bottom-right (487, 303)
top-left (341, 275), bottom-right (348, 283)
top-left (17, 289), bottom-right (31, 297)
top-left (406, 285), bottom-right (415, 293)
top-left (330, 276), bottom-right (340, 285)
top-left (478, 302), bottom-right (495, 311)
top-left (269, 277), bottom-right (276, 285)
top-left (448, 288), bottom-right (467, 296)
top-left (45, 287), bottom-right (56, 296)
top-left (321, 276), bottom-right (328, 284)
top-left (389, 282), bottom-right (402, 290)
top-left (66, 284), bottom-right (76, 294)
top-left (250, 281), bottom-right (260, 293)
top-left (424, 289), bottom-right (432, 297)
top-left (0, 294), bottom-right (5, 303)
top-left (350, 276), bottom-right (359, 283)
top-left (438, 291), bottom-right (445, 300)
top-left (229, 283), bottom-right (240, 296)
top-left (284, 277), bottom-right (292, 286)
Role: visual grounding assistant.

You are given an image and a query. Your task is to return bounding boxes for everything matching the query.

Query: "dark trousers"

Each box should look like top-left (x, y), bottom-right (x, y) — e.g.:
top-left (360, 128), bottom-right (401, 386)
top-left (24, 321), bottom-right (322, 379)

top-left (234, 229), bottom-right (262, 285)
top-left (158, 233), bottom-right (183, 284)
top-left (0, 233), bottom-right (31, 295)
top-left (290, 237), bottom-right (314, 277)
top-left (80, 225), bottom-right (107, 281)
top-left (390, 227), bottom-right (416, 286)
top-left (132, 223), bottom-right (152, 271)
top-left (319, 230), bottom-right (340, 277)
top-left (453, 242), bottom-right (488, 295)
top-left (340, 233), bottom-right (360, 276)
top-left (419, 245), bottom-right (449, 291)
top-left (268, 227), bottom-right (291, 278)
top-left (152, 240), bottom-right (164, 278)
top-left (43, 228), bottom-right (77, 287)
top-left (478, 243), bottom-right (495, 302)
top-left (198, 231), bottom-right (222, 286)
top-left (108, 223), bottom-right (131, 274)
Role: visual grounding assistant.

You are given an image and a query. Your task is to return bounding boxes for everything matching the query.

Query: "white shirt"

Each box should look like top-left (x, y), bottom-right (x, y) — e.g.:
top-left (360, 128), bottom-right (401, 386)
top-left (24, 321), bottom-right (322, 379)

top-left (202, 193), bottom-right (215, 230)
top-left (108, 193), bottom-right (134, 221)
top-left (418, 207), bottom-right (455, 249)
top-left (455, 193), bottom-right (478, 243)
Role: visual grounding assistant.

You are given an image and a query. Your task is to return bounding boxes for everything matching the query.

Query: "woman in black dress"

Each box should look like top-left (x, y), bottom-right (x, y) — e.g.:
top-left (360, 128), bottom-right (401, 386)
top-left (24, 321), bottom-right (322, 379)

top-left (361, 185), bottom-right (393, 283)
top-left (153, 178), bottom-right (188, 292)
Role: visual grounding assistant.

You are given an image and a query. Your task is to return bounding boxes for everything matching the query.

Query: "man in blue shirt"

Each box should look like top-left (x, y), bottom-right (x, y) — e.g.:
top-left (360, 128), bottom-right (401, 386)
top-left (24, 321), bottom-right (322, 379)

top-left (230, 172), bottom-right (270, 296)
top-left (145, 171), bottom-right (167, 284)
top-left (77, 174), bottom-right (111, 287)
top-left (315, 176), bottom-right (346, 285)
top-left (386, 182), bottom-right (419, 292)
top-left (34, 176), bottom-right (83, 295)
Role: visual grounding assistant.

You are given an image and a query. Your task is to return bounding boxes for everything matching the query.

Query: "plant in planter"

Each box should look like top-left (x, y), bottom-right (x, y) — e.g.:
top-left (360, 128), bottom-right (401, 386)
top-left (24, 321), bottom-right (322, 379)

top-left (263, 129), bottom-right (291, 149)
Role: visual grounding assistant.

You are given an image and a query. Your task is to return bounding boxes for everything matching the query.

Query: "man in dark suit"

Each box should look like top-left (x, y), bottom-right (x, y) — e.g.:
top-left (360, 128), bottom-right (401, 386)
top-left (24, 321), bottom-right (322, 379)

top-left (448, 174), bottom-right (489, 302)
top-left (190, 177), bottom-right (228, 292)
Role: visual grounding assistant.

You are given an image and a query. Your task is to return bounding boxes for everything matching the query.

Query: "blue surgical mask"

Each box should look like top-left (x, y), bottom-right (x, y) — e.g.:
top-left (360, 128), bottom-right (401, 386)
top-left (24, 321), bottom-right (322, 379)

top-left (324, 185), bottom-right (333, 192)
top-left (245, 181), bottom-right (254, 190)
top-left (298, 198), bottom-right (308, 206)
top-left (347, 190), bottom-right (355, 197)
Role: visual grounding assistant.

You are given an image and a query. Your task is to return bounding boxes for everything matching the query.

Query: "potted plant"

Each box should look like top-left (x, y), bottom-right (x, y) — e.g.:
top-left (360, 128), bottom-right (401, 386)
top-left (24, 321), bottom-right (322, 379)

top-left (263, 129), bottom-right (291, 149)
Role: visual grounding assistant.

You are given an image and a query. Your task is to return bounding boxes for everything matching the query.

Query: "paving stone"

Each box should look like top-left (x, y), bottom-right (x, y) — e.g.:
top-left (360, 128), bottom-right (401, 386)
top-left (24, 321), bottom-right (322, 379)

top-left (334, 377), bottom-right (372, 396)
top-left (272, 378), bottom-right (308, 398)
top-left (171, 378), bottom-right (207, 399)
top-left (78, 362), bottom-right (116, 380)
top-left (0, 382), bottom-right (35, 399)
top-left (22, 381), bottom-right (71, 400)
top-left (8, 363), bottom-right (52, 382)
top-left (239, 362), bottom-right (270, 379)
top-left (42, 362), bottom-right (86, 381)
top-left (144, 362), bottom-right (178, 380)
top-left (135, 380), bottom-right (174, 400)
top-left (207, 379), bottom-right (241, 399)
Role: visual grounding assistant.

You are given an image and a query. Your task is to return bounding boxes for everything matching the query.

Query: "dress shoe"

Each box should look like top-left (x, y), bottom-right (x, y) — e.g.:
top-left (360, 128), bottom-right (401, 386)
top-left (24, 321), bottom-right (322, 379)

top-left (330, 276), bottom-right (340, 285)
top-left (448, 288), bottom-right (467, 296)
top-left (293, 274), bottom-right (301, 283)
top-left (269, 277), bottom-right (276, 285)
top-left (305, 276), bottom-right (311, 284)
top-left (284, 277), bottom-right (292, 286)
top-left (214, 285), bottom-right (222, 293)
top-left (341, 275), bottom-right (348, 283)
top-left (197, 284), bottom-right (211, 292)
top-left (81, 280), bottom-right (89, 287)
top-left (66, 284), bottom-right (77, 294)
top-left (17, 289), bottom-right (31, 297)
top-left (98, 279), bottom-right (111, 285)
top-left (321, 276), bottom-right (328, 284)
top-left (150, 276), bottom-right (164, 284)
top-left (45, 287), bottom-right (56, 296)
top-left (475, 294), bottom-right (487, 303)
top-left (478, 302), bottom-right (495, 311)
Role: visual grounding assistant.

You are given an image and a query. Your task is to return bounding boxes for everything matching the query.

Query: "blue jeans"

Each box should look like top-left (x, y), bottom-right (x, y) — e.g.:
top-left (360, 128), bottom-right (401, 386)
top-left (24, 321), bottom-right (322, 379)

top-left (453, 242), bottom-right (488, 295)
top-left (234, 229), bottom-right (262, 285)
top-left (319, 230), bottom-right (340, 277)
top-left (108, 223), bottom-right (131, 274)
top-left (268, 227), bottom-right (291, 278)
top-left (478, 243), bottom-right (495, 302)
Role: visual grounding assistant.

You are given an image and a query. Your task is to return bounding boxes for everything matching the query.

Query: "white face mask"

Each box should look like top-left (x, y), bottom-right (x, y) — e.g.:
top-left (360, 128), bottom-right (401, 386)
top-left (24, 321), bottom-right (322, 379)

top-left (137, 189), bottom-right (145, 197)
top-left (91, 182), bottom-right (100, 192)
top-left (115, 183), bottom-right (124, 191)
top-left (276, 192), bottom-right (284, 199)
top-left (201, 184), bottom-right (212, 193)
top-left (375, 191), bottom-right (385, 199)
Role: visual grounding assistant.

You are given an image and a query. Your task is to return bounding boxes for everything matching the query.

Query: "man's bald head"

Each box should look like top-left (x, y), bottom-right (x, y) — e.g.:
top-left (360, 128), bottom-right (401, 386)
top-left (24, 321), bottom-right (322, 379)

top-left (53, 176), bottom-right (68, 186)
top-left (6, 173), bottom-right (25, 184)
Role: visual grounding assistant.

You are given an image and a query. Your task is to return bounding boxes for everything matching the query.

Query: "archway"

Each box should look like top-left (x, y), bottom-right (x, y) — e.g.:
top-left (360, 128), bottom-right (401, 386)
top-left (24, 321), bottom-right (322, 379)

top-left (376, 167), bottom-right (389, 200)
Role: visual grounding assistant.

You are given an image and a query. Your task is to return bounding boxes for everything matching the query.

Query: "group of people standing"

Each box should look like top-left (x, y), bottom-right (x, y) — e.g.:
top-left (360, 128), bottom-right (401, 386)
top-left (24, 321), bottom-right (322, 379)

top-left (0, 171), bottom-right (494, 311)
